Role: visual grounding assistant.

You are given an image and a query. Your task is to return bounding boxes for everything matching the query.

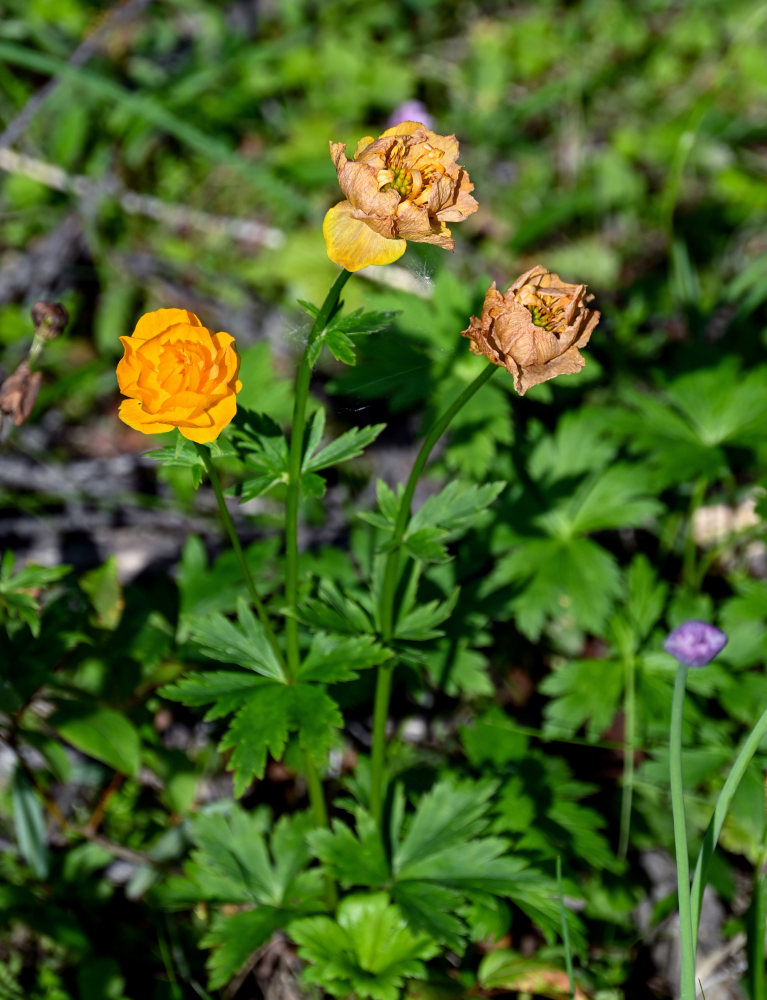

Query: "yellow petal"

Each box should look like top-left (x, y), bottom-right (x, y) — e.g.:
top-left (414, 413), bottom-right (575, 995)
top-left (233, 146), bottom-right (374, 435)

top-left (354, 135), bottom-right (376, 158)
top-left (179, 392), bottom-right (238, 443)
top-left (118, 399), bottom-right (175, 435)
top-left (323, 201), bottom-right (406, 272)
top-left (380, 120), bottom-right (427, 138)
top-left (131, 309), bottom-right (201, 342)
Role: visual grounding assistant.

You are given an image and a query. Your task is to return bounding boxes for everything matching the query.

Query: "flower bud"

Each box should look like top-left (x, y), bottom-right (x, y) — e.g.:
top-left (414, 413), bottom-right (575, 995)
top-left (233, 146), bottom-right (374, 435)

top-left (663, 620), bottom-right (727, 668)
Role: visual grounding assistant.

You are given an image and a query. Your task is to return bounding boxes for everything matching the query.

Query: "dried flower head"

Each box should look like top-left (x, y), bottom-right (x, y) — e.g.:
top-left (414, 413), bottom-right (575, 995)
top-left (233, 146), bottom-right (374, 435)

top-left (663, 620), bottom-right (728, 668)
top-left (31, 301), bottom-right (69, 340)
top-left (0, 361), bottom-right (42, 427)
top-left (117, 308), bottom-right (241, 443)
top-left (461, 265), bottom-right (600, 395)
top-left (323, 121), bottom-right (478, 272)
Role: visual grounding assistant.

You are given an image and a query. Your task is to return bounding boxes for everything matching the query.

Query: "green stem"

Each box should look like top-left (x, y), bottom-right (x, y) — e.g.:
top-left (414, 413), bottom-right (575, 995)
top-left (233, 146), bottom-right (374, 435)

top-left (670, 662), bottom-right (696, 1000)
top-left (556, 855), bottom-right (576, 999)
top-left (682, 477), bottom-right (707, 590)
top-left (195, 443), bottom-right (285, 671)
top-left (369, 361), bottom-right (498, 825)
top-left (304, 748), bottom-right (337, 909)
top-left (750, 859), bottom-right (767, 1000)
top-left (197, 429), bottom-right (339, 908)
top-left (284, 269), bottom-right (352, 678)
top-left (690, 703), bottom-right (767, 946)
top-left (378, 362), bottom-right (498, 638)
top-left (618, 648), bottom-right (636, 861)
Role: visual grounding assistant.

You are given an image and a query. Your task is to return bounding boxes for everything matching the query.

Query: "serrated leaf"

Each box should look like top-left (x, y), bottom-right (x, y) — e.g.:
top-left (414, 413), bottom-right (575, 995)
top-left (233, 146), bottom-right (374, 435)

top-left (220, 686), bottom-right (293, 795)
top-left (304, 423), bottom-right (385, 473)
top-left (300, 470), bottom-right (327, 497)
top-left (190, 598), bottom-right (286, 681)
top-left (163, 671), bottom-right (340, 795)
top-left (394, 780), bottom-right (496, 871)
top-left (325, 327), bottom-right (357, 365)
top-left (50, 702), bottom-right (141, 777)
top-left (490, 537), bottom-right (622, 639)
top-left (562, 464), bottom-right (662, 535)
top-left (303, 407), bottom-right (326, 465)
top-left (394, 588), bottom-right (458, 641)
top-left (164, 807), bottom-right (323, 989)
top-left (298, 634), bottom-right (392, 683)
top-left (291, 892), bottom-right (438, 1000)
top-left (297, 582), bottom-right (374, 635)
top-left (233, 411), bottom-right (289, 499)
top-left (376, 479), bottom-right (400, 523)
top-left (309, 810), bottom-right (390, 888)
top-left (161, 671), bottom-right (268, 718)
top-left (331, 308), bottom-right (398, 335)
top-left (540, 659), bottom-right (623, 742)
top-left (204, 909), bottom-right (283, 990)
top-left (624, 553), bottom-right (668, 642)
top-left (409, 481), bottom-right (506, 537)
top-left (403, 526), bottom-right (449, 563)
top-left (293, 684), bottom-right (343, 765)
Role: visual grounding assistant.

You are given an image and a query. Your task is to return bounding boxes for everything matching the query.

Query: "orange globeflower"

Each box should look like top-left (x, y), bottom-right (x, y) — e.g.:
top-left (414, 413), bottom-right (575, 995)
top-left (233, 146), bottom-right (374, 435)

top-left (323, 121), bottom-right (478, 272)
top-left (116, 309), bottom-right (241, 444)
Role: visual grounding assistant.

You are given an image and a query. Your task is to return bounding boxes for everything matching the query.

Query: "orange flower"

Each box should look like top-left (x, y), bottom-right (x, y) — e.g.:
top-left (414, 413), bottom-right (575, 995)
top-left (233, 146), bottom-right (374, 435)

top-left (116, 309), bottom-right (241, 443)
top-left (323, 121), bottom-right (478, 271)
top-left (461, 266), bottom-right (600, 395)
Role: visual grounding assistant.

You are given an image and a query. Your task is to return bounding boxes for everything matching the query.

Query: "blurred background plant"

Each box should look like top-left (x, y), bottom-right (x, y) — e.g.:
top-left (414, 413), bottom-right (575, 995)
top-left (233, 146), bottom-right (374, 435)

top-left (1, 0), bottom-right (767, 997)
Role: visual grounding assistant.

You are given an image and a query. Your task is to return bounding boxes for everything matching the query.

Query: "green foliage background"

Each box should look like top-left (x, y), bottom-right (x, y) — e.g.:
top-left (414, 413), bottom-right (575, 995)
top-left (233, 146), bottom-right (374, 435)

top-left (1, 0), bottom-right (767, 997)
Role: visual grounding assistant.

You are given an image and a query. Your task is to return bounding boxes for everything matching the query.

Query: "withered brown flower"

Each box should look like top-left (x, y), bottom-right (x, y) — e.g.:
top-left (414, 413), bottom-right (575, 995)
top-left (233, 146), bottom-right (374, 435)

top-left (323, 121), bottom-right (478, 271)
top-left (0, 361), bottom-right (42, 427)
top-left (461, 266), bottom-right (600, 395)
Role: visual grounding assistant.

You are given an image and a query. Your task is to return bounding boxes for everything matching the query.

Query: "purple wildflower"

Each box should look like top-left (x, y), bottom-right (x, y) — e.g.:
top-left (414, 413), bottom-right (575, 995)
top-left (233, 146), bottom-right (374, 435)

top-left (386, 100), bottom-right (435, 131)
top-left (663, 620), bottom-right (728, 668)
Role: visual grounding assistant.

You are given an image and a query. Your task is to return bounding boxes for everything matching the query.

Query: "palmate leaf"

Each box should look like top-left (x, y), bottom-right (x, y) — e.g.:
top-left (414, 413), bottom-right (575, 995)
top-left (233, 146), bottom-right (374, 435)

top-left (527, 409), bottom-right (617, 483)
top-left (290, 892), bottom-right (438, 1000)
top-left (162, 669), bottom-right (342, 795)
top-left (204, 910), bottom-right (283, 990)
top-left (161, 807), bottom-right (323, 990)
top-left (536, 463), bottom-right (662, 537)
top-left (309, 778), bottom-right (571, 954)
top-left (488, 536), bottom-right (622, 639)
top-left (540, 658), bottom-right (623, 742)
top-left (297, 634), bottom-right (392, 683)
top-left (189, 597), bottom-right (286, 681)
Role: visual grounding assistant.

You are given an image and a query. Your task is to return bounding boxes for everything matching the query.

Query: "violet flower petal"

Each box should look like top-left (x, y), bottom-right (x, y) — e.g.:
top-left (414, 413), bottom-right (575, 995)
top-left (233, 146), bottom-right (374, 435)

top-left (386, 100), bottom-right (435, 131)
top-left (663, 620), bottom-right (728, 668)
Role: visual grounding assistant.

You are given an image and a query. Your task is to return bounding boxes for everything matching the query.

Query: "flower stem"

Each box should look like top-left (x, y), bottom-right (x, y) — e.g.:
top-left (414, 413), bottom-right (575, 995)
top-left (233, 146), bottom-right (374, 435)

top-left (369, 361), bottom-right (498, 824)
top-left (682, 476), bottom-right (707, 590)
top-left (284, 268), bottom-right (352, 678)
top-left (195, 442), bottom-right (285, 670)
top-left (556, 855), bottom-right (576, 999)
top-left (690, 702), bottom-right (767, 947)
top-left (670, 662), bottom-right (696, 1000)
top-left (618, 647), bottom-right (636, 861)
top-left (197, 440), bottom-right (333, 898)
